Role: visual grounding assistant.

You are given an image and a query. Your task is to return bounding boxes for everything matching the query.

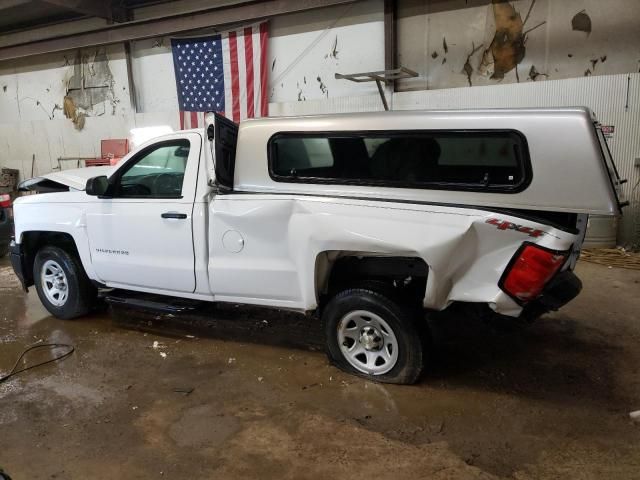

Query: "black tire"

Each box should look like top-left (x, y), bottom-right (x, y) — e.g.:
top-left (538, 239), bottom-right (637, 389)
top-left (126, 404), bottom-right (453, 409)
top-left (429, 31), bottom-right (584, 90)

top-left (323, 288), bottom-right (425, 384)
top-left (33, 246), bottom-right (97, 320)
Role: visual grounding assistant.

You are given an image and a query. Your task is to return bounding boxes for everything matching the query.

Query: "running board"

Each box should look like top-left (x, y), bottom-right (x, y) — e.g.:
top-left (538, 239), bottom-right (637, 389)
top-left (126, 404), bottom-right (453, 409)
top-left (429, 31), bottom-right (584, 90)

top-left (104, 290), bottom-right (202, 314)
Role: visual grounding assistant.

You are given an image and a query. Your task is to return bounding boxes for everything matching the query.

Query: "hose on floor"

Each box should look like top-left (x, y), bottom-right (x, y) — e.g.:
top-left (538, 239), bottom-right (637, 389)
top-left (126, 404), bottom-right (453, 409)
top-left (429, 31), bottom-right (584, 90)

top-left (0, 343), bottom-right (75, 384)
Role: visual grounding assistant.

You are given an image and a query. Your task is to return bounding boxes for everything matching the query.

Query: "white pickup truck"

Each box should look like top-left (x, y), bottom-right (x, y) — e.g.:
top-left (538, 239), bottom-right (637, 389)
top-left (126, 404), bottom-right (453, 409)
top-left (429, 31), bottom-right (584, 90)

top-left (10, 108), bottom-right (624, 383)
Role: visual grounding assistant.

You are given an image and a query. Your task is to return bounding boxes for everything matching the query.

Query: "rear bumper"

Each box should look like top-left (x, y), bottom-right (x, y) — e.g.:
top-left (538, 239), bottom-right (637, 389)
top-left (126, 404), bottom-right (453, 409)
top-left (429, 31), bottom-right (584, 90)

top-left (521, 270), bottom-right (582, 320)
top-left (9, 240), bottom-right (30, 292)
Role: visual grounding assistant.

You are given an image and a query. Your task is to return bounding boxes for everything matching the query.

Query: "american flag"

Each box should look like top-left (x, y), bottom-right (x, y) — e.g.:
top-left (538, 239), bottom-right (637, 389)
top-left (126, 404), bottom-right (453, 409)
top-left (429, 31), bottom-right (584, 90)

top-left (171, 21), bottom-right (269, 129)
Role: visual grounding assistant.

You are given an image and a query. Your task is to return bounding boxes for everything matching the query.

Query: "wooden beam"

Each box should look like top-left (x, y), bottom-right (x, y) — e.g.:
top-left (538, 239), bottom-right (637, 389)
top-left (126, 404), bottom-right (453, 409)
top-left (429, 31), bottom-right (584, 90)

top-left (0, 0), bottom-right (358, 61)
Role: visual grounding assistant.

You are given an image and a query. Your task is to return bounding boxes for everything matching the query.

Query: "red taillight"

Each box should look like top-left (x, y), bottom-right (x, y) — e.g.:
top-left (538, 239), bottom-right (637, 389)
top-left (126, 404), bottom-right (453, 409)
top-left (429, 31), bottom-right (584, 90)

top-left (0, 194), bottom-right (10, 208)
top-left (501, 243), bottom-right (568, 304)
top-left (0, 194), bottom-right (13, 220)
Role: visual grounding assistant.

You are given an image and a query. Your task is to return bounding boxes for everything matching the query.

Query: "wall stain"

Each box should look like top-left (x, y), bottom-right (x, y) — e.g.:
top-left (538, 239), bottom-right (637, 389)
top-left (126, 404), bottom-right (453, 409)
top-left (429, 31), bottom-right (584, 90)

top-left (432, 51), bottom-right (439, 59)
top-left (480, 0), bottom-right (546, 82)
top-left (443, 37), bottom-right (449, 54)
top-left (528, 65), bottom-right (548, 81)
top-left (271, 58), bottom-right (276, 71)
top-left (572, 10), bottom-right (592, 34)
top-left (316, 76), bottom-right (328, 97)
top-left (325, 36), bottom-right (339, 59)
top-left (463, 43), bottom-right (484, 86)
top-left (2, 86), bottom-right (6, 93)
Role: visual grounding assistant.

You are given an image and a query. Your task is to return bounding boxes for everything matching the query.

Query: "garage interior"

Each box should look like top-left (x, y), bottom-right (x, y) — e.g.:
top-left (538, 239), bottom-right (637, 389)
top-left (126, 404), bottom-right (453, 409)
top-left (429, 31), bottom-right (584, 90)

top-left (1, 1), bottom-right (640, 479)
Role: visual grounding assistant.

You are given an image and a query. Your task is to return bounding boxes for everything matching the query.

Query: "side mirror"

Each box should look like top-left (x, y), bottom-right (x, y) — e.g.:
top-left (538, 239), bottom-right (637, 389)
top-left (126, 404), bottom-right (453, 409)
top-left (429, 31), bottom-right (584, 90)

top-left (85, 175), bottom-right (110, 197)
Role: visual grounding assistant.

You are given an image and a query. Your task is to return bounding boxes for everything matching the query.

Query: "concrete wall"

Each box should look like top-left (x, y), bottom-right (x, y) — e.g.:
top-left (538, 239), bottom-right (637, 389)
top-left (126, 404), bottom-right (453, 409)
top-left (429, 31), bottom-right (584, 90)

top-left (0, 0), bottom-right (384, 177)
top-left (129, 0), bottom-right (384, 112)
top-left (397, 0), bottom-right (640, 91)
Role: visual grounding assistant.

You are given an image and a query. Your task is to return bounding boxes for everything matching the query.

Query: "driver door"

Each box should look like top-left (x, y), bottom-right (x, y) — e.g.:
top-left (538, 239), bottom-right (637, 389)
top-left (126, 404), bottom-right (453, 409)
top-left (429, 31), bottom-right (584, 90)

top-left (86, 132), bottom-right (202, 293)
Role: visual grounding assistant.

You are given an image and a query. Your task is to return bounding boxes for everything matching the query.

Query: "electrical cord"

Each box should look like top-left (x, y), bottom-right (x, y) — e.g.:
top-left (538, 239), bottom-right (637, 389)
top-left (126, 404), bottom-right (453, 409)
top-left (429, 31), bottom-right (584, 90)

top-left (0, 343), bottom-right (75, 384)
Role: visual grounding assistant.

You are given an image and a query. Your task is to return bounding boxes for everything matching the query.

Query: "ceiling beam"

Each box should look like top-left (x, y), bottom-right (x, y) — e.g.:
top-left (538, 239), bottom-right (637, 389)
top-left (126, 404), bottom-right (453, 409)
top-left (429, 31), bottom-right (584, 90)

top-left (0, 0), bottom-right (358, 62)
top-left (37, 0), bottom-right (126, 22)
top-left (0, 0), bottom-right (33, 8)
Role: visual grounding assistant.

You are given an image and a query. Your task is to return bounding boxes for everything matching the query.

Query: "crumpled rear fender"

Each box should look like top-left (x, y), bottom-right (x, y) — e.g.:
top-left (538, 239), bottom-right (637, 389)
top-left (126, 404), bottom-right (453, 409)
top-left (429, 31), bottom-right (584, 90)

top-left (211, 195), bottom-right (578, 316)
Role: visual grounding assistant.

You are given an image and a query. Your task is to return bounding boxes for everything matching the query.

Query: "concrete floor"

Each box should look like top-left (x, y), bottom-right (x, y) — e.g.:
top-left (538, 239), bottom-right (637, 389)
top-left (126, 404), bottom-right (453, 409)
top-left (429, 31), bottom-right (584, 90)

top-left (0, 258), bottom-right (639, 479)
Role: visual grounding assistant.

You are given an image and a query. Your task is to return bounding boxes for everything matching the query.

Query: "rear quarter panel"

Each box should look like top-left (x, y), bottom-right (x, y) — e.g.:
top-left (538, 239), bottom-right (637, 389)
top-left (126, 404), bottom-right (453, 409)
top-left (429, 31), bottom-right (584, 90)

top-left (209, 194), bottom-right (577, 316)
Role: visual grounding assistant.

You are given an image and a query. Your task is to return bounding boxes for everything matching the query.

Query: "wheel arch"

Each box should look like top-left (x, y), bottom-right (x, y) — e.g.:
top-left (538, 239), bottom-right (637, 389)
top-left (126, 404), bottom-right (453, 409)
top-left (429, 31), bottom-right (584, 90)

top-left (18, 230), bottom-right (89, 288)
top-left (314, 251), bottom-right (429, 309)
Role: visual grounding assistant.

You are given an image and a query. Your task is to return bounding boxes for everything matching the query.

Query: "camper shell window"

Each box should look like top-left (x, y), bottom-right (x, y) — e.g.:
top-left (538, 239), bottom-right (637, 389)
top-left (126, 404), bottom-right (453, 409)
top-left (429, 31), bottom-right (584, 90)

top-left (269, 130), bottom-right (532, 193)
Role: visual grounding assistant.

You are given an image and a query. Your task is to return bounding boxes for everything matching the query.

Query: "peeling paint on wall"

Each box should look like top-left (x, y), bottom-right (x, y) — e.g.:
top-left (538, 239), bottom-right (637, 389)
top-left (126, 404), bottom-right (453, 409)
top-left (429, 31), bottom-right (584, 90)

top-left (397, 0), bottom-right (640, 91)
top-left (479, 0), bottom-right (546, 82)
top-left (64, 48), bottom-right (120, 129)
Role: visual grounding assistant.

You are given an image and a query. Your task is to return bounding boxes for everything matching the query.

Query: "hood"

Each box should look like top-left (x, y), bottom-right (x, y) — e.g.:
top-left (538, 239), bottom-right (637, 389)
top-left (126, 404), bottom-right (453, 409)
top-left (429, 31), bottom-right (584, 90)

top-left (19, 166), bottom-right (115, 192)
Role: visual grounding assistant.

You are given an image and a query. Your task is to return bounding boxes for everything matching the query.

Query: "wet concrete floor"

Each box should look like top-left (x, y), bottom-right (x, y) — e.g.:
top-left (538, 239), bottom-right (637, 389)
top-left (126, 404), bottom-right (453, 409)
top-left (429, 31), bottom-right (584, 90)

top-left (0, 257), bottom-right (639, 479)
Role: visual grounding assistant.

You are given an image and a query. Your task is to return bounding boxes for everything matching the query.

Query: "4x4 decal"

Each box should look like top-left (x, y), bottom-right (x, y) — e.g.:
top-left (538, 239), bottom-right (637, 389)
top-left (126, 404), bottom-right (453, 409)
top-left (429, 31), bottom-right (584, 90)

top-left (485, 218), bottom-right (545, 238)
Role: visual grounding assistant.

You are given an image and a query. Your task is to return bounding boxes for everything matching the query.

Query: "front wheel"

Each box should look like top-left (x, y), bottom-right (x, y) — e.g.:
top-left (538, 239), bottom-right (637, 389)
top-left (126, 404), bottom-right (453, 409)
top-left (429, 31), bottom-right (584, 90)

top-left (323, 288), bottom-right (425, 384)
top-left (33, 246), bottom-right (96, 319)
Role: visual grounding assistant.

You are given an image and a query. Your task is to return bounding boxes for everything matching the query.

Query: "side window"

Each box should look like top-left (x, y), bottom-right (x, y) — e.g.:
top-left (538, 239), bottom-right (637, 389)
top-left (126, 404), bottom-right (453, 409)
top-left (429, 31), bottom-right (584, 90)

top-left (272, 138), bottom-right (334, 175)
top-left (269, 131), bottom-right (530, 193)
top-left (115, 140), bottom-right (190, 198)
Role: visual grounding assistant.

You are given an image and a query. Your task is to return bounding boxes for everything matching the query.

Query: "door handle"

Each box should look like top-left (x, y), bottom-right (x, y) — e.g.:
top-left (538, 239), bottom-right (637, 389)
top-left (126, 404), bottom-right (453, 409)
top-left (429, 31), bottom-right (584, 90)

top-left (161, 212), bottom-right (187, 219)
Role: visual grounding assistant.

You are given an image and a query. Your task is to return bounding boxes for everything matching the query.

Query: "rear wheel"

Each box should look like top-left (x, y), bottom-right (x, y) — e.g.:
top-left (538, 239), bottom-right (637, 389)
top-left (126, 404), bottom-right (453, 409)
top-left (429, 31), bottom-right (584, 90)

top-left (33, 246), bottom-right (97, 319)
top-left (323, 288), bottom-right (424, 384)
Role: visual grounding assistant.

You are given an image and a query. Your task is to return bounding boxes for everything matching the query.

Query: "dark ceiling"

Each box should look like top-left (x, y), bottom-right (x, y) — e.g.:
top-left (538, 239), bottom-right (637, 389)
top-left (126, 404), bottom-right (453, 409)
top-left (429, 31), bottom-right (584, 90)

top-left (0, 0), bottom-right (175, 35)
